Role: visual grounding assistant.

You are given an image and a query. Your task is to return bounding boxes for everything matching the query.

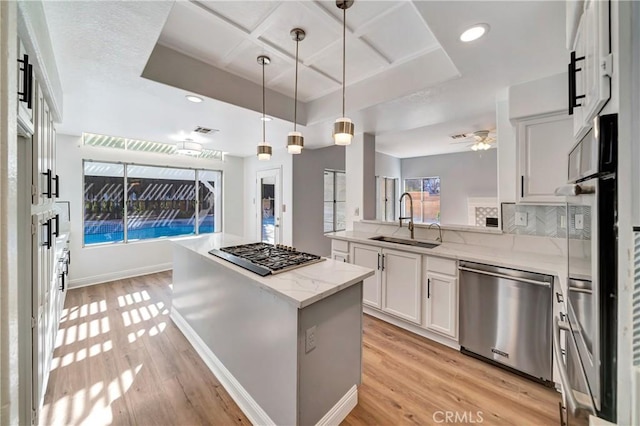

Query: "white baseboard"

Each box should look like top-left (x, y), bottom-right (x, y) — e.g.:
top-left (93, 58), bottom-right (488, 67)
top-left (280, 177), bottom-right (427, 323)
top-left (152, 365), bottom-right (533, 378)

top-left (68, 262), bottom-right (172, 288)
top-left (315, 385), bottom-right (358, 426)
top-left (364, 306), bottom-right (460, 350)
top-left (170, 308), bottom-right (275, 426)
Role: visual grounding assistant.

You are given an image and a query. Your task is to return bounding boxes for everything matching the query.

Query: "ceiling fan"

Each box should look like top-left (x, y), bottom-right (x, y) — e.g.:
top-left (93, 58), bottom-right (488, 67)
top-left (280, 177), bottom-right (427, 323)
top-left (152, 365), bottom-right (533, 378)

top-left (449, 130), bottom-right (496, 151)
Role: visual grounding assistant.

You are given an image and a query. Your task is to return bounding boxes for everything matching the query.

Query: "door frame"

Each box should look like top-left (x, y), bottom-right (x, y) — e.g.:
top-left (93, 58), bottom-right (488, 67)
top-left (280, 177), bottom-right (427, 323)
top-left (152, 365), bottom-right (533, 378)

top-left (256, 168), bottom-right (282, 244)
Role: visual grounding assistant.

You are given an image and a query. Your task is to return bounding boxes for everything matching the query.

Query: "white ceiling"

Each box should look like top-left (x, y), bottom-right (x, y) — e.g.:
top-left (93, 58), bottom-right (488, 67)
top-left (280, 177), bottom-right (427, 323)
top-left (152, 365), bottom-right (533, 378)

top-left (43, 1), bottom-right (569, 159)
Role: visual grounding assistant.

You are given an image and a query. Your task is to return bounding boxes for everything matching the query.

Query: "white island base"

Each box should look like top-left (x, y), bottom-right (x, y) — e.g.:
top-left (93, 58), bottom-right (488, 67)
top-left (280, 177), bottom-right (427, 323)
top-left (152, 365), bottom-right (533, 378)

top-left (170, 235), bottom-right (374, 426)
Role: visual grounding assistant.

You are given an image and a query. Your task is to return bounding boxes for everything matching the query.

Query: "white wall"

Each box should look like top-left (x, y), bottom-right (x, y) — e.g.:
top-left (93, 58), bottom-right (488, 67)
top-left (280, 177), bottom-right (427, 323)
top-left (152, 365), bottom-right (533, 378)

top-left (400, 150), bottom-right (498, 226)
top-left (345, 133), bottom-right (375, 230)
top-left (243, 147), bottom-right (293, 245)
top-left (496, 94), bottom-right (517, 204)
top-left (56, 133), bottom-right (244, 287)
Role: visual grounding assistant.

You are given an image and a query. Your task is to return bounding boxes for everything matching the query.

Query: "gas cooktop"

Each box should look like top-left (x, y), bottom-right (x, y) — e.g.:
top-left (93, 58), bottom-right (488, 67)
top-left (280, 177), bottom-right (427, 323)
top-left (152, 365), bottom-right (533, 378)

top-left (208, 242), bottom-right (325, 276)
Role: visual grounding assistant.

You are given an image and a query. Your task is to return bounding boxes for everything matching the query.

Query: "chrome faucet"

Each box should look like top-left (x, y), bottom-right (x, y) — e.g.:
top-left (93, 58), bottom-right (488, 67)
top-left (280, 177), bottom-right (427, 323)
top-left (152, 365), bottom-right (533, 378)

top-left (428, 223), bottom-right (442, 243)
top-left (398, 192), bottom-right (415, 239)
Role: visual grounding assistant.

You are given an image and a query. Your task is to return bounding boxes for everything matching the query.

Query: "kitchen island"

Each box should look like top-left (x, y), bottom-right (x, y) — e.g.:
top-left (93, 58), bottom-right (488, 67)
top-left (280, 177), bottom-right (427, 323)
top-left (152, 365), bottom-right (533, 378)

top-left (170, 233), bottom-right (374, 426)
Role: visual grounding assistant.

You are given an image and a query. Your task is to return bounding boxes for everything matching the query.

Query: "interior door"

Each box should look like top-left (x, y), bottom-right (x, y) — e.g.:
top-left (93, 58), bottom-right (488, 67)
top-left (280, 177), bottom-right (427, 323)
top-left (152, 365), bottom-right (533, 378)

top-left (256, 168), bottom-right (282, 245)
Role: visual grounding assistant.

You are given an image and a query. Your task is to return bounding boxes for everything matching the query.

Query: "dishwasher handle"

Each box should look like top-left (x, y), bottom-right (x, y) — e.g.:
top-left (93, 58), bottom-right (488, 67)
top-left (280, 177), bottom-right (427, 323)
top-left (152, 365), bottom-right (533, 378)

top-left (458, 266), bottom-right (551, 288)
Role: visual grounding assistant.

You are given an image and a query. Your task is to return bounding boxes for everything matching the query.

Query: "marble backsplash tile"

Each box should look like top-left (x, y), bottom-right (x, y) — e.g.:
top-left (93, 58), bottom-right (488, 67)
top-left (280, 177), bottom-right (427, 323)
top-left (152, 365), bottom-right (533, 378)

top-left (501, 203), bottom-right (590, 240)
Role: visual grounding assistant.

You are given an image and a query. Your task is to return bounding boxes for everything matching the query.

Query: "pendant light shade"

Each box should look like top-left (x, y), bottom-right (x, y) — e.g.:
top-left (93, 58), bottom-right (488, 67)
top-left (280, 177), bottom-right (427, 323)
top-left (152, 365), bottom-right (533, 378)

top-left (257, 55), bottom-right (272, 161)
top-left (288, 28), bottom-right (305, 155)
top-left (333, 0), bottom-right (355, 146)
top-left (176, 140), bottom-right (203, 156)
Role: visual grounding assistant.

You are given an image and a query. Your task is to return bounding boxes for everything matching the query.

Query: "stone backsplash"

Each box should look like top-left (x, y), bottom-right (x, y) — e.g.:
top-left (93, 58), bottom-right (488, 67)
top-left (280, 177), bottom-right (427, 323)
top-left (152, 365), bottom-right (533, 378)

top-left (501, 203), bottom-right (590, 240)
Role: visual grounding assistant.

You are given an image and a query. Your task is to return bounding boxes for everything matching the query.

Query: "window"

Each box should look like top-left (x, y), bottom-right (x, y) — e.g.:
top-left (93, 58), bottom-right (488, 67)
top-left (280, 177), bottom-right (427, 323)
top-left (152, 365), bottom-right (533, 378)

top-left (324, 170), bottom-right (346, 233)
top-left (376, 176), bottom-right (397, 222)
top-left (83, 161), bottom-right (222, 245)
top-left (403, 177), bottom-right (441, 224)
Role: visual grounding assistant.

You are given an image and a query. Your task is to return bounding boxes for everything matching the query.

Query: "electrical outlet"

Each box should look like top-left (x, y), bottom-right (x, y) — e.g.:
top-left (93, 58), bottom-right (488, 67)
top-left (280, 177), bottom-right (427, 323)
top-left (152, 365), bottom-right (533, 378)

top-left (515, 212), bottom-right (528, 226)
top-left (305, 326), bottom-right (316, 353)
top-left (355, 207), bottom-right (360, 216)
top-left (560, 215), bottom-right (567, 229)
top-left (575, 214), bottom-right (584, 230)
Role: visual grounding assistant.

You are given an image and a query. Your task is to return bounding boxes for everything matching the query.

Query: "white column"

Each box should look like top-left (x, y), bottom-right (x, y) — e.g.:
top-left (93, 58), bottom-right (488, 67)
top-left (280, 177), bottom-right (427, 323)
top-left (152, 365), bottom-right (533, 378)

top-left (345, 133), bottom-right (375, 230)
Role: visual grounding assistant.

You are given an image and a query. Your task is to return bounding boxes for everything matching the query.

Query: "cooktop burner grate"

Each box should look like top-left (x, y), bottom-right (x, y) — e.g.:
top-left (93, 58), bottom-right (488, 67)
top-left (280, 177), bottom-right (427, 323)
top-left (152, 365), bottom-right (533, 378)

top-left (208, 242), bottom-right (325, 276)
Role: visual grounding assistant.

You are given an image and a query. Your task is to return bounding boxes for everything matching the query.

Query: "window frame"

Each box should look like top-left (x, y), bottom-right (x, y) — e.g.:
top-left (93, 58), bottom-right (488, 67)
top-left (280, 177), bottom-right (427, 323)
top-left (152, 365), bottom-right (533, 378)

top-left (82, 160), bottom-right (223, 247)
top-left (323, 169), bottom-right (346, 234)
top-left (402, 176), bottom-right (441, 225)
top-left (376, 176), bottom-right (398, 222)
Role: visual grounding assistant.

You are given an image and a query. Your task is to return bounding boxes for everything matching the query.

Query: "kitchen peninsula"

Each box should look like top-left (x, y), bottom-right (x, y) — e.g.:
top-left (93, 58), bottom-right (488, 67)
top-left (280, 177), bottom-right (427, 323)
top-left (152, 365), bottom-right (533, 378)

top-left (170, 233), bottom-right (374, 426)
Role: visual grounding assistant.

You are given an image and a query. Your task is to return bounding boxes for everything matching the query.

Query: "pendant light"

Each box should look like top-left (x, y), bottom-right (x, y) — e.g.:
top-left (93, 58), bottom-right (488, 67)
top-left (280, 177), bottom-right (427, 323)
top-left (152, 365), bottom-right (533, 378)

top-left (287, 28), bottom-right (305, 155)
top-left (257, 55), bottom-right (272, 161)
top-left (333, 0), bottom-right (355, 146)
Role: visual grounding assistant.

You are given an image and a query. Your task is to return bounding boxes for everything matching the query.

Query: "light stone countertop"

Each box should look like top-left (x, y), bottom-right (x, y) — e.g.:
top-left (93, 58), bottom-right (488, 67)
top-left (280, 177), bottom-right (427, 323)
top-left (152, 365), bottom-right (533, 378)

top-left (327, 230), bottom-right (576, 283)
top-left (172, 233), bottom-right (375, 309)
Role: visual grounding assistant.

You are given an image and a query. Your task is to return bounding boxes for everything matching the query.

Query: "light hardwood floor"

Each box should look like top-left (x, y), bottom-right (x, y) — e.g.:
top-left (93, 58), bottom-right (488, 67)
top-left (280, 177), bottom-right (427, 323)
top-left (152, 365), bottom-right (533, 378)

top-left (41, 271), bottom-right (560, 425)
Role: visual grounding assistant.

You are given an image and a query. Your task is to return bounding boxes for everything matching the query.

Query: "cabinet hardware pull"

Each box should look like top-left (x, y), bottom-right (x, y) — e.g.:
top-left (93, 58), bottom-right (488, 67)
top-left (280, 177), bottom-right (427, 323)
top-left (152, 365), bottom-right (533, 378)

top-left (42, 169), bottom-right (53, 198)
top-left (17, 54), bottom-right (33, 109)
top-left (59, 271), bottom-right (65, 291)
top-left (381, 254), bottom-right (385, 271)
top-left (568, 51), bottom-right (586, 115)
top-left (556, 291), bottom-right (564, 303)
top-left (68, 249), bottom-right (71, 265)
top-left (427, 278), bottom-right (431, 298)
top-left (520, 176), bottom-right (524, 198)
top-left (53, 214), bottom-right (60, 237)
top-left (377, 253), bottom-right (380, 270)
top-left (42, 219), bottom-right (52, 249)
top-left (52, 175), bottom-right (59, 197)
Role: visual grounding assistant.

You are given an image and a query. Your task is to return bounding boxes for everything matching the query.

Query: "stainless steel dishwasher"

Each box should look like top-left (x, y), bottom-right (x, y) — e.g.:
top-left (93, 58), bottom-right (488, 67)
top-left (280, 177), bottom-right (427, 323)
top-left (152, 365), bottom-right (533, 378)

top-left (459, 261), bottom-right (553, 384)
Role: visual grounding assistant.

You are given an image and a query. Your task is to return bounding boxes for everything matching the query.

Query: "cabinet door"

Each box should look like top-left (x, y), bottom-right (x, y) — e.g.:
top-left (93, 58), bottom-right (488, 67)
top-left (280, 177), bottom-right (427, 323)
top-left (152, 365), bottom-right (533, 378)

top-left (381, 249), bottom-right (422, 324)
top-left (350, 243), bottom-right (381, 308)
top-left (425, 272), bottom-right (458, 338)
top-left (33, 84), bottom-right (45, 206)
top-left (517, 113), bottom-right (573, 203)
top-left (581, 0), bottom-right (610, 128)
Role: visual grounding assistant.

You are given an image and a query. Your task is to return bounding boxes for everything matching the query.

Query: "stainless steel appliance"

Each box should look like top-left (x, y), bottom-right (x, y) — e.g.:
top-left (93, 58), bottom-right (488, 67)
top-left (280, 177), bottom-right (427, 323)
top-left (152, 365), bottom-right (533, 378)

top-left (459, 261), bottom-right (553, 383)
top-left (554, 113), bottom-right (617, 423)
top-left (209, 242), bottom-right (325, 276)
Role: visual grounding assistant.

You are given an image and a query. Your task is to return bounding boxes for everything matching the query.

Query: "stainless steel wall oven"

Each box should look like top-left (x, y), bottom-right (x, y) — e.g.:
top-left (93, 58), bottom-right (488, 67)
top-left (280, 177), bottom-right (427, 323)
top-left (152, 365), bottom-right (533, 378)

top-left (554, 114), bottom-right (617, 423)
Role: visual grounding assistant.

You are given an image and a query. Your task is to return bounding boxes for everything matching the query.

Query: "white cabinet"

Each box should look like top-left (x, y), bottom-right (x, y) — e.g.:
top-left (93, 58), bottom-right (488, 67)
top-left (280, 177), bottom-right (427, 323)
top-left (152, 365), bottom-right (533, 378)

top-left (516, 113), bottom-right (574, 203)
top-left (424, 257), bottom-right (458, 339)
top-left (17, 38), bottom-right (34, 136)
top-left (331, 239), bottom-right (349, 263)
top-left (381, 249), bottom-right (422, 324)
top-left (569, 0), bottom-right (611, 138)
top-left (350, 243), bottom-right (382, 308)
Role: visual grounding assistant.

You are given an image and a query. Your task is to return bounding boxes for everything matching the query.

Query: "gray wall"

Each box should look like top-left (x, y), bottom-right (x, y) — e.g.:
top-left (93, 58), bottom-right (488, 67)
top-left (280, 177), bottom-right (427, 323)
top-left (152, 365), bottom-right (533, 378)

top-left (401, 150), bottom-right (497, 225)
top-left (375, 151), bottom-right (401, 178)
top-left (292, 145), bottom-right (345, 256)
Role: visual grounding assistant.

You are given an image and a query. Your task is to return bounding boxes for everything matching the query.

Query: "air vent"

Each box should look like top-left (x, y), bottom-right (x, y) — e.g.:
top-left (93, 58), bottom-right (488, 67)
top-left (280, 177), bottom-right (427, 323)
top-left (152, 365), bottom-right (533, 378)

top-left (450, 133), bottom-right (469, 140)
top-left (193, 126), bottom-right (219, 134)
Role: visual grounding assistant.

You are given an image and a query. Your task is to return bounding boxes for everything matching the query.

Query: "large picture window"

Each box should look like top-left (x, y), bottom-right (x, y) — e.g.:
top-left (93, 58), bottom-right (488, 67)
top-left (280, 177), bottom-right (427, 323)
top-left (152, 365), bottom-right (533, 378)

top-left (324, 170), bottom-right (346, 233)
top-left (83, 161), bottom-right (222, 245)
top-left (403, 177), bottom-right (441, 224)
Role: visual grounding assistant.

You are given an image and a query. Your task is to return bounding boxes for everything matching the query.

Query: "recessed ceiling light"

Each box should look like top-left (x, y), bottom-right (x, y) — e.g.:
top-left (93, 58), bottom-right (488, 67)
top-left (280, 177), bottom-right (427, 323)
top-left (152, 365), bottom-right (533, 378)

top-left (260, 116), bottom-right (273, 122)
top-left (185, 95), bottom-right (203, 103)
top-left (460, 24), bottom-right (490, 42)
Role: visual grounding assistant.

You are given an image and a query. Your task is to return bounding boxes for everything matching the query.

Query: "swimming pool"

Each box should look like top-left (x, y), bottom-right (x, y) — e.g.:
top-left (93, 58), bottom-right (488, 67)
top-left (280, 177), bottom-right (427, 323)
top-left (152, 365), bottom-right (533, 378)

top-left (84, 217), bottom-right (215, 245)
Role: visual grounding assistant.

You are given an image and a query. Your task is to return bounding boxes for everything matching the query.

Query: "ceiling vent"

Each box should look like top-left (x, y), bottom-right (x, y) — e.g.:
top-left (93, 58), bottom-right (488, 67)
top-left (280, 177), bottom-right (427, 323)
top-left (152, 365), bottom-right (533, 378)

top-left (450, 133), bottom-right (468, 140)
top-left (193, 126), bottom-right (219, 134)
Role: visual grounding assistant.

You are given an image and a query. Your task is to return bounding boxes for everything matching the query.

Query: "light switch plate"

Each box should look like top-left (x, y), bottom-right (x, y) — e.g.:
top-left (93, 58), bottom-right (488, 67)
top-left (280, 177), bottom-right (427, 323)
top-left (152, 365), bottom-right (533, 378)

top-left (305, 326), bottom-right (316, 353)
top-left (515, 212), bottom-right (528, 226)
top-left (575, 214), bottom-right (584, 230)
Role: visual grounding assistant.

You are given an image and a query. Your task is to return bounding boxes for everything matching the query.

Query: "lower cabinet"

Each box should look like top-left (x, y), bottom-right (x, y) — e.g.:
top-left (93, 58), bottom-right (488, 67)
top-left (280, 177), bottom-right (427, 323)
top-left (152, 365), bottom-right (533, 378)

top-left (331, 251), bottom-right (349, 263)
top-left (425, 271), bottom-right (458, 338)
top-left (350, 243), bottom-right (422, 324)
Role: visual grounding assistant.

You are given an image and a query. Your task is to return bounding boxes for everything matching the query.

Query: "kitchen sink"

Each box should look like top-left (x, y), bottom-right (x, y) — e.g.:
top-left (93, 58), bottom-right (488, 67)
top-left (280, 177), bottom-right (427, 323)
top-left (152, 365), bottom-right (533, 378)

top-left (369, 235), bottom-right (440, 249)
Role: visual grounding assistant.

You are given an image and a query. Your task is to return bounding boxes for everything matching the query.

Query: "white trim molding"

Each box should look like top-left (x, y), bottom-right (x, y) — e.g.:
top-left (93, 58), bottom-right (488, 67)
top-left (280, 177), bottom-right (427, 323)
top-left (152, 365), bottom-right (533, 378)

top-left (68, 262), bottom-right (172, 288)
top-left (170, 308), bottom-right (275, 426)
top-left (315, 385), bottom-right (358, 426)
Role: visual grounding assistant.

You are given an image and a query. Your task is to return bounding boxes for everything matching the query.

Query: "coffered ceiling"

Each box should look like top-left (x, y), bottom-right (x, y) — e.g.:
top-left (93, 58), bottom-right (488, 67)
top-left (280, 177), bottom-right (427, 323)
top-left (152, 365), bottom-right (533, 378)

top-left (42, 1), bottom-right (568, 159)
top-left (158, 1), bottom-right (440, 102)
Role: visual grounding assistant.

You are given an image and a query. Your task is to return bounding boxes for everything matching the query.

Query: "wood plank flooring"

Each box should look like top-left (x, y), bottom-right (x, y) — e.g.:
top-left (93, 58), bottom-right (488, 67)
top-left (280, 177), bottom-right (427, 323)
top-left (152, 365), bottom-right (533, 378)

top-left (41, 271), bottom-right (560, 425)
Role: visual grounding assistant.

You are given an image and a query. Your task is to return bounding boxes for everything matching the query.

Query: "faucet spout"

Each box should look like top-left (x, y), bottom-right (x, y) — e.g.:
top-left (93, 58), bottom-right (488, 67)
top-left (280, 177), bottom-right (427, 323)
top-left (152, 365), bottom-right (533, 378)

top-left (428, 223), bottom-right (442, 243)
top-left (398, 192), bottom-right (415, 239)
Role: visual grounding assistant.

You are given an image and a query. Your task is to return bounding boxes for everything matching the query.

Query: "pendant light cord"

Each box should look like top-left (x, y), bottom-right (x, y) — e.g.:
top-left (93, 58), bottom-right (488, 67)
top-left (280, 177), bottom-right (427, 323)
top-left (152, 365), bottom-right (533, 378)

top-left (342, 7), bottom-right (346, 117)
top-left (262, 61), bottom-right (266, 142)
top-left (294, 38), bottom-right (299, 132)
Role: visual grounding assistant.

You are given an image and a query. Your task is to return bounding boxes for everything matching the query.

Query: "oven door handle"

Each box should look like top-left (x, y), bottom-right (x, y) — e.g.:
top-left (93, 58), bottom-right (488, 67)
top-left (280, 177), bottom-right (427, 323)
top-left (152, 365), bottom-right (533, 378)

top-left (553, 316), bottom-right (595, 417)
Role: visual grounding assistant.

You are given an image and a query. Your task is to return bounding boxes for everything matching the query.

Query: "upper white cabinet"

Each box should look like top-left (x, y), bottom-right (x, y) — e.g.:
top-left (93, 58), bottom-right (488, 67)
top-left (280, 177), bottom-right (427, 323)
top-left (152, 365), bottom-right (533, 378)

top-left (17, 38), bottom-right (34, 136)
top-left (381, 249), bottom-right (422, 324)
top-left (568, 0), bottom-right (611, 138)
top-left (517, 113), bottom-right (574, 203)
